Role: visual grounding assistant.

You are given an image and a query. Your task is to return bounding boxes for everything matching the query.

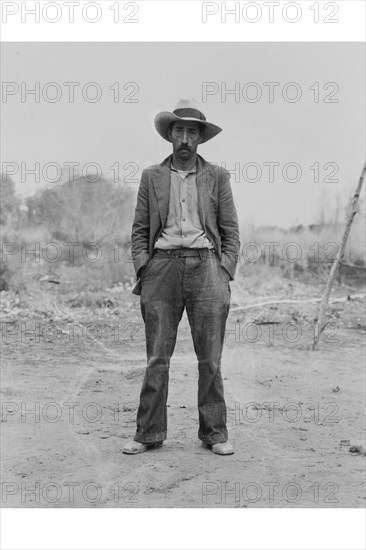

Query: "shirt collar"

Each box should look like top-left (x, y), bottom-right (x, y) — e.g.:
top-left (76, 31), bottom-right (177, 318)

top-left (170, 160), bottom-right (197, 174)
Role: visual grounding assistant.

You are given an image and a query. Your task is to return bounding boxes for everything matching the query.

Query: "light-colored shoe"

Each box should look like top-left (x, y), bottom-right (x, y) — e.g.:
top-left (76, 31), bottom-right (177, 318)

top-left (202, 441), bottom-right (234, 455)
top-left (123, 440), bottom-right (163, 455)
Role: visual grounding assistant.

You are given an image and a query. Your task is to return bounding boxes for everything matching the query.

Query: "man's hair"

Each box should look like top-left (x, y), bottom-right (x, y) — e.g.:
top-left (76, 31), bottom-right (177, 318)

top-left (168, 121), bottom-right (205, 135)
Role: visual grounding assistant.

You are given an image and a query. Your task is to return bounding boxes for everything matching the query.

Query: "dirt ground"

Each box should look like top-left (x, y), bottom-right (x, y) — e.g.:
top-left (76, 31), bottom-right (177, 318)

top-left (1, 275), bottom-right (365, 508)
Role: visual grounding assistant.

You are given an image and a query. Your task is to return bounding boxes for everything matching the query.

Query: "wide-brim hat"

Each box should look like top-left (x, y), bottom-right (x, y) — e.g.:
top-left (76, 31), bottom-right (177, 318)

top-left (154, 98), bottom-right (222, 144)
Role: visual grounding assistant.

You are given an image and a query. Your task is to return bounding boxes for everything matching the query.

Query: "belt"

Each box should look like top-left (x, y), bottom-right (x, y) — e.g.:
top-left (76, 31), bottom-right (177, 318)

top-left (154, 247), bottom-right (216, 259)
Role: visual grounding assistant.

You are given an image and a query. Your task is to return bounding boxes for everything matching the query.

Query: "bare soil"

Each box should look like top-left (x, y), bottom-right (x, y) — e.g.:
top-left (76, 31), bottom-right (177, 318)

top-left (1, 276), bottom-right (365, 508)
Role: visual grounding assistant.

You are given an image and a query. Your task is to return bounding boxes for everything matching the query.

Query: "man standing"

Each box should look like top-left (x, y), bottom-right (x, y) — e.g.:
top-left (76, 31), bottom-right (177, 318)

top-left (123, 99), bottom-right (240, 455)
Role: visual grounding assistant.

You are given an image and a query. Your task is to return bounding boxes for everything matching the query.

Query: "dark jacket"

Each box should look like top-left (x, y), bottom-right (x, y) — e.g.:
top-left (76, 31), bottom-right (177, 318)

top-left (131, 153), bottom-right (240, 295)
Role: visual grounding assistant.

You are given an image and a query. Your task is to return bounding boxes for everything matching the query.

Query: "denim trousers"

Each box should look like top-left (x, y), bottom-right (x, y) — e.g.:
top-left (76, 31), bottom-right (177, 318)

top-left (134, 248), bottom-right (231, 446)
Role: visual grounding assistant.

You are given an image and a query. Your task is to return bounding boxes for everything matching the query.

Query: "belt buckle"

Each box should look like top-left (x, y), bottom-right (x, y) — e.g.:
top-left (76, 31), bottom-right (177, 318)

top-left (171, 250), bottom-right (179, 258)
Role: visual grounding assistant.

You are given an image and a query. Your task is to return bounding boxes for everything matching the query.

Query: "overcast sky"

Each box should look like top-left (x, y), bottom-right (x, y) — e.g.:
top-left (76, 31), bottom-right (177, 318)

top-left (1, 42), bottom-right (365, 228)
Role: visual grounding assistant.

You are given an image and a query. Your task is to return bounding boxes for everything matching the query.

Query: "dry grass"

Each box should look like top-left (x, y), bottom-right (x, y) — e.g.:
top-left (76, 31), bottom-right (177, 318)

top-left (237, 214), bottom-right (365, 286)
top-left (1, 207), bottom-right (365, 294)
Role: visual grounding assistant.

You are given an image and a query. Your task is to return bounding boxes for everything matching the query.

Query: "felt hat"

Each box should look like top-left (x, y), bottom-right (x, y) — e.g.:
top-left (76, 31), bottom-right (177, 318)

top-left (154, 98), bottom-right (222, 143)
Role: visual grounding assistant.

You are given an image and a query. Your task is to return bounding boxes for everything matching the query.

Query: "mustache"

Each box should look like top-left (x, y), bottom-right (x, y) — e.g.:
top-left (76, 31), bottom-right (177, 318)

top-left (179, 146), bottom-right (191, 150)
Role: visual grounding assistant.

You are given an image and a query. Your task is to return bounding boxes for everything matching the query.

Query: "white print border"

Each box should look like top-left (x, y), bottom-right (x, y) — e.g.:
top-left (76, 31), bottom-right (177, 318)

top-left (1, 1), bottom-right (365, 42)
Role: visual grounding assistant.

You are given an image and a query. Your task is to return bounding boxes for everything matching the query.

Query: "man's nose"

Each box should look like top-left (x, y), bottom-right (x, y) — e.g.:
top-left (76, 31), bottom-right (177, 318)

top-left (182, 129), bottom-right (188, 143)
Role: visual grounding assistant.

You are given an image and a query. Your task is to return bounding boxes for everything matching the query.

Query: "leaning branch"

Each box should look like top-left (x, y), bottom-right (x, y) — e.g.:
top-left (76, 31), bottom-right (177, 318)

top-left (312, 163), bottom-right (366, 349)
top-left (231, 293), bottom-right (365, 312)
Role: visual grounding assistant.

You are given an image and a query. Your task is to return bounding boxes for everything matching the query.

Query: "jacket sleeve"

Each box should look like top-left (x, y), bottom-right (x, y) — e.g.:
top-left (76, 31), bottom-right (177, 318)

top-left (131, 170), bottom-right (150, 281)
top-left (217, 169), bottom-right (241, 280)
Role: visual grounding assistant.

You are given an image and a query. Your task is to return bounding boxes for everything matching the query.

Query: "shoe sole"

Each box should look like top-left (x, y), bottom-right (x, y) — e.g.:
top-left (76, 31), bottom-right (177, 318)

top-left (212, 448), bottom-right (234, 455)
top-left (123, 442), bottom-right (163, 455)
top-left (202, 442), bottom-right (234, 455)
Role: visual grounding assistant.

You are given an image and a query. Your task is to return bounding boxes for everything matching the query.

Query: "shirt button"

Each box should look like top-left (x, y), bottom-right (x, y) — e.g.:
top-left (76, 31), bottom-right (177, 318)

top-left (182, 218), bottom-right (186, 221)
top-left (182, 198), bottom-right (185, 202)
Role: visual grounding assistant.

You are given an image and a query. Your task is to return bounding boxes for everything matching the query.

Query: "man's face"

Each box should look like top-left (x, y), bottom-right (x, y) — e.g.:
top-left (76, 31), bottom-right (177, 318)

top-left (168, 121), bottom-right (202, 161)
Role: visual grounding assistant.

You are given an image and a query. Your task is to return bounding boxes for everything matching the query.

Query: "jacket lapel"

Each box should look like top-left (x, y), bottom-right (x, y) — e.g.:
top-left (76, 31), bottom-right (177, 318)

top-left (152, 156), bottom-right (172, 226)
top-left (196, 154), bottom-right (215, 228)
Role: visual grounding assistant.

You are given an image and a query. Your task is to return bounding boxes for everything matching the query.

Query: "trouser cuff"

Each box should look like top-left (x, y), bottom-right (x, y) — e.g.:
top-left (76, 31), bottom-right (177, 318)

top-left (134, 431), bottom-right (167, 444)
top-left (198, 429), bottom-right (228, 445)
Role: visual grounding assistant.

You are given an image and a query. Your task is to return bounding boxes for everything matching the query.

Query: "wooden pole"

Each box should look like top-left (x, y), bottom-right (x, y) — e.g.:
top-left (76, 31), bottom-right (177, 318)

top-left (312, 163), bottom-right (365, 350)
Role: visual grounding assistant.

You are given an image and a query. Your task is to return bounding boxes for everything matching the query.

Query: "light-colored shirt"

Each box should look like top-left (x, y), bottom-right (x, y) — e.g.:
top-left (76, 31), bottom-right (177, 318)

top-left (154, 161), bottom-right (215, 250)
